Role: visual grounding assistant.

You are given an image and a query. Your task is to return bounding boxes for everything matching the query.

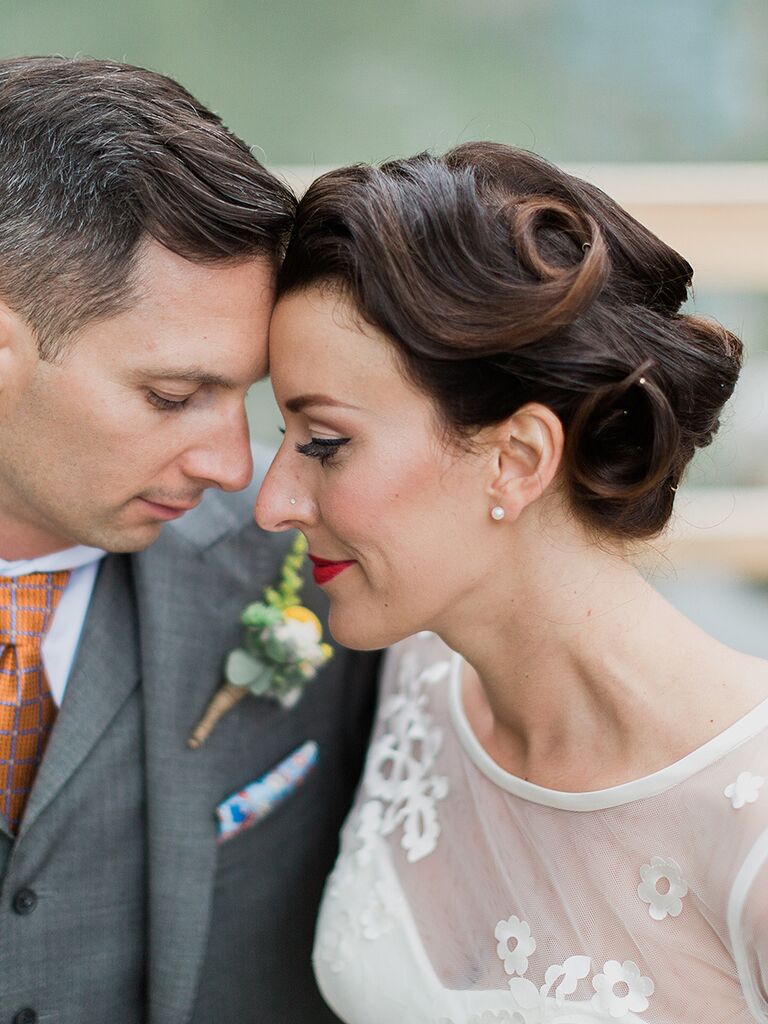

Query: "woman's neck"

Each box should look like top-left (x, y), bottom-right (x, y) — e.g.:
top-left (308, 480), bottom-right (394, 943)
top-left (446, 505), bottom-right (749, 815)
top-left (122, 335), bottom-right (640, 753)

top-left (434, 519), bottom-right (766, 791)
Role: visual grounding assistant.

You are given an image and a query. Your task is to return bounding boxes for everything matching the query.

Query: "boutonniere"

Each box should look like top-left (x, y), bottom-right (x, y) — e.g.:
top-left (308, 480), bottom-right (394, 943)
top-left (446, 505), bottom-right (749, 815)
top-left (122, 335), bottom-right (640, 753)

top-left (187, 534), bottom-right (333, 749)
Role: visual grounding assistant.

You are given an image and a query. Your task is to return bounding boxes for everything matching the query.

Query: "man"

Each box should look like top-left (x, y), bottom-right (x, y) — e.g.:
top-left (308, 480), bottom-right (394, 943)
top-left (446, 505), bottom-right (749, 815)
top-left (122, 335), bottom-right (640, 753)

top-left (0, 57), bottom-right (377, 1024)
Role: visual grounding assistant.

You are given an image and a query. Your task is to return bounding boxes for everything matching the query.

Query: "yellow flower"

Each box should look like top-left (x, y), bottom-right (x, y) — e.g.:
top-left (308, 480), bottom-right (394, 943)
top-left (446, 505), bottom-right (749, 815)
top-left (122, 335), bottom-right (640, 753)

top-left (283, 605), bottom-right (323, 638)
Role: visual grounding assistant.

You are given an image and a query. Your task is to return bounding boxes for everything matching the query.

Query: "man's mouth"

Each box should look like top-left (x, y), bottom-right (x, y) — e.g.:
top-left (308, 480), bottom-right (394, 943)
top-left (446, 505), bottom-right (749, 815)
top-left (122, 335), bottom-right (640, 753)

top-left (308, 553), bottom-right (357, 586)
top-left (138, 497), bottom-right (201, 521)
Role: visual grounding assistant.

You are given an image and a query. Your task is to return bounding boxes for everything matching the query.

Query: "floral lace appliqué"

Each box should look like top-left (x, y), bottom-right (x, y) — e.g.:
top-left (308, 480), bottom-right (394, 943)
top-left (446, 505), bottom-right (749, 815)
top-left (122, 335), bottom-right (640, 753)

top-left (592, 960), bottom-right (654, 1019)
top-left (490, 914), bottom-right (653, 1021)
top-left (495, 916), bottom-right (537, 977)
top-left (724, 770), bottom-right (765, 809)
top-left (637, 856), bottom-right (688, 920)
top-left (357, 650), bottom-right (451, 863)
top-left (316, 904), bottom-right (355, 974)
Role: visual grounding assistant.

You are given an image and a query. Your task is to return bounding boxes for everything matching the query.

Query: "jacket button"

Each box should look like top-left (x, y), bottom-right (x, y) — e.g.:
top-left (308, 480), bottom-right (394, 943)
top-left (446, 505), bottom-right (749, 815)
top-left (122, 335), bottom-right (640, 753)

top-left (12, 888), bottom-right (38, 915)
top-left (14, 1010), bottom-right (38, 1024)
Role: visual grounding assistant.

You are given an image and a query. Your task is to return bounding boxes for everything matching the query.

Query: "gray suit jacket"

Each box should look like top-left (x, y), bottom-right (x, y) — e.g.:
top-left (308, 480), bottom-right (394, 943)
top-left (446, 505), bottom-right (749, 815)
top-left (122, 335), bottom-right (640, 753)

top-left (0, 457), bottom-right (379, 1024)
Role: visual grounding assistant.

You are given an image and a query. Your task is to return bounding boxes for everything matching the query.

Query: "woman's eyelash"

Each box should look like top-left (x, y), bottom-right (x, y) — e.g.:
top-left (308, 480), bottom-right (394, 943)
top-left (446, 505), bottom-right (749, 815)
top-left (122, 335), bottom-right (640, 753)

top-left (148, 391), bottom-right (190, 412)
top-left (277, 427), bottom-right (351, 465)
top-left (295, 437), bottom-right (351, 466)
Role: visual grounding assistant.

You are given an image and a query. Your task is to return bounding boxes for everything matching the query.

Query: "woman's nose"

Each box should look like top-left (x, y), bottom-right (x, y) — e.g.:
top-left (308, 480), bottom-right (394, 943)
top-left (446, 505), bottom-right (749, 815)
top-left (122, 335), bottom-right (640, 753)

top-left (253, 453), bottom-right (314, 533)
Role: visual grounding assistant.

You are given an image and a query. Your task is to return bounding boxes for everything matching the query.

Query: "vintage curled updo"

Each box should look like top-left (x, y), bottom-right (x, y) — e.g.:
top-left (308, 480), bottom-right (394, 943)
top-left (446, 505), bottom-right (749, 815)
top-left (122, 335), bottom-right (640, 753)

top-left (277, 142), bottom-right (743, 540)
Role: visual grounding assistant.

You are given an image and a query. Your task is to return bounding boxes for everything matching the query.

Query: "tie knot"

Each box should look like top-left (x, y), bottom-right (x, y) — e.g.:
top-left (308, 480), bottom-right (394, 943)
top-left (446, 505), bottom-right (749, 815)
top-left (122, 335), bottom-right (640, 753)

top-left (0, 572), bottom-right (71, 648)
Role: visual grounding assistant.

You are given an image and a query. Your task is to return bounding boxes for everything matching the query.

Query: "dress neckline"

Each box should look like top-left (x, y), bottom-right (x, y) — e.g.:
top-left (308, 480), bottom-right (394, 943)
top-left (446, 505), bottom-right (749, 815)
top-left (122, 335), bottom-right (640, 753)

top-left (446, 647), bottom-right (768, 811)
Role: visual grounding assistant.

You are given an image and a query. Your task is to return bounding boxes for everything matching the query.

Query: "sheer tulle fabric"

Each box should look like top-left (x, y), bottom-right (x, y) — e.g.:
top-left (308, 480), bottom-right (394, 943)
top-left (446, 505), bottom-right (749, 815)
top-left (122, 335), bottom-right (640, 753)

top-left (314, 632), bottom-right (768, 1023)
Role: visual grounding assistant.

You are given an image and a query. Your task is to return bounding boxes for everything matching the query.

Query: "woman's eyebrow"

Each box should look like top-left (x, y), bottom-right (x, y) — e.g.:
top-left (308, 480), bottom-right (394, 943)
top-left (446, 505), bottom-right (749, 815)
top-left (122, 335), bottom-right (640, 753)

top-left (285, 394), bottom-right (361, 413)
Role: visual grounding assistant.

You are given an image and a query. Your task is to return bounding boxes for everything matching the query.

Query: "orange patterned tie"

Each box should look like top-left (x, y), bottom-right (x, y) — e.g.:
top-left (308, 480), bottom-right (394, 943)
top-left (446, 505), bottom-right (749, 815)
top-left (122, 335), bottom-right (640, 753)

top-left (0, 571), bottom-right (70, 832)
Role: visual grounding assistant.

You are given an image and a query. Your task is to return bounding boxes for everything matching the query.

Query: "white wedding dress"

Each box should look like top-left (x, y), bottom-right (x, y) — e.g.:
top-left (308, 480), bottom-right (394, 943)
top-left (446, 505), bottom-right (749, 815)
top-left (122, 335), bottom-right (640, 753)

top-left (314, 631), bottom-right (768, 1024)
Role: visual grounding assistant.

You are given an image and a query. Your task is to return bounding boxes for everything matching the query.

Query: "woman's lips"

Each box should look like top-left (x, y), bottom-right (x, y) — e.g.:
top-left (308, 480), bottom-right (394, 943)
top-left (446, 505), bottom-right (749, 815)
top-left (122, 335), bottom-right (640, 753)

top-left (308, 553), bottom-right (356, 585)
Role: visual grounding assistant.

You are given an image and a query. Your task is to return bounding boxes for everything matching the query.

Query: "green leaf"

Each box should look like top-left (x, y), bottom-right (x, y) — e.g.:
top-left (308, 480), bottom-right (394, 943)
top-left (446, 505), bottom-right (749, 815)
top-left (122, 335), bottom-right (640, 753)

top-left (224, 648), bottom-right (263, 687)
top-left (246, 667), bottom-right (275, 696)
top-left (240, 601), bottom-right (281, 628)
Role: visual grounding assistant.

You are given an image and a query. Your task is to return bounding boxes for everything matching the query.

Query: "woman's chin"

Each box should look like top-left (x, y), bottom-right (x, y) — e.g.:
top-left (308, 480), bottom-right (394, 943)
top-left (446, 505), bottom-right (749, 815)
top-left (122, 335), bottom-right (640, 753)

top-left (328, 605), bottom-right (409, 652)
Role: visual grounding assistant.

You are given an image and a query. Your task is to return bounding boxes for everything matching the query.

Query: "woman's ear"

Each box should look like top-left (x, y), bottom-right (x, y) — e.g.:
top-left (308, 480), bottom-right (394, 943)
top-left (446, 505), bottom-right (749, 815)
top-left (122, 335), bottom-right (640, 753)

top-left (486, 403), bottom-right (564, 521)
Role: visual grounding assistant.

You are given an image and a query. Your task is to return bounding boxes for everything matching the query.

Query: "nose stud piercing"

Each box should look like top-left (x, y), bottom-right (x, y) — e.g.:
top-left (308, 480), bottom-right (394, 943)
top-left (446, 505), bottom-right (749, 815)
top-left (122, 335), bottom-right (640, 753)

top-left (491, 506), bottom-right (505, 521)
top-left (289, 498), bottom-right (297, 506)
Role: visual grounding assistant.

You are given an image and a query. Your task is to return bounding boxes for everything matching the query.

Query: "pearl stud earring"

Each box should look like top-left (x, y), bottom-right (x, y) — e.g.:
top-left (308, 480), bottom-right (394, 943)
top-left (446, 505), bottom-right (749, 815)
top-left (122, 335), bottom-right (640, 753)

top-left (491, 506), bottom-right (505, 521)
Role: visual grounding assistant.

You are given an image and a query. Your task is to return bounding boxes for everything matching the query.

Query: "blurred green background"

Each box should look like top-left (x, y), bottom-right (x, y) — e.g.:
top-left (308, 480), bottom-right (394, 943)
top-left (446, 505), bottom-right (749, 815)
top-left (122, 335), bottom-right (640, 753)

top-left (2, 0), bottom-right (766, 165)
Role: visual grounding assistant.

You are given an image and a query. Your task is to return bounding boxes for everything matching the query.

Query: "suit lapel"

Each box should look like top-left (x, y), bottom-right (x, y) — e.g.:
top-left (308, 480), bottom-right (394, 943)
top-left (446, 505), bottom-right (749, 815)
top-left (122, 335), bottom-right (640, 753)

top-left (136, 505), bottom-right (276, 1024)
top-left (20, 555), bottom-right (140, 837)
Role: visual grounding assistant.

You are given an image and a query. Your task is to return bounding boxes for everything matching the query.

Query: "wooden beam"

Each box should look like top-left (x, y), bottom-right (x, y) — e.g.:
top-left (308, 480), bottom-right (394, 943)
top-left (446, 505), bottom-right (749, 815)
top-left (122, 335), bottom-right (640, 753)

top-left (279, 163), bottom-right (768, 290)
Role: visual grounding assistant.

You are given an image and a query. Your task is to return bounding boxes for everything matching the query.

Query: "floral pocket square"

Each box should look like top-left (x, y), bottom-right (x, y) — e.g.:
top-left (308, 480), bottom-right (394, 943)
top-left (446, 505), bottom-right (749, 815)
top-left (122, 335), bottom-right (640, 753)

top-left (215, 740), bottom-right (319, 843)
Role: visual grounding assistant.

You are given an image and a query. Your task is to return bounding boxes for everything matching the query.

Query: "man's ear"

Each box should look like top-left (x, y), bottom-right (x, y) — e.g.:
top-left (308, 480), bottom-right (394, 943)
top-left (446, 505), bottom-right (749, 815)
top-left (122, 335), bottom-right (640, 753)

top-left (486, 403), bottom-right (564, 521)
top-left (0, 300), bottom-right (17, 384)
top-left (0, 299), bottom-right (36, 400)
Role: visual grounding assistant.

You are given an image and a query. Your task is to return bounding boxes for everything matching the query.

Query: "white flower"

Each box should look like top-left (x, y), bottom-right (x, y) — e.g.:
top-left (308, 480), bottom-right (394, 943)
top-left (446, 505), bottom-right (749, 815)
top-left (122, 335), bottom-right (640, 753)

top-left (637, 856), bottom-right (688, 921)
top-left (724, 770), bottom-right (765, 809)
top-left (271, 617), bottom-right (325, 660)
top-left (495, 915), bottom-right (536, 977)
top-left (276, 687), bottom-right (302, 709)
top-left (592, 960), bottom-right (654, 1019)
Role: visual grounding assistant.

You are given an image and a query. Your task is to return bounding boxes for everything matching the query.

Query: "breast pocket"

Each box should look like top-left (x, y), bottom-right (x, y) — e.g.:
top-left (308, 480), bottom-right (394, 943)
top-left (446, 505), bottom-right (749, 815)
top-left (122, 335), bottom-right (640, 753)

top-left (215, 739), bottom-right (320, 845)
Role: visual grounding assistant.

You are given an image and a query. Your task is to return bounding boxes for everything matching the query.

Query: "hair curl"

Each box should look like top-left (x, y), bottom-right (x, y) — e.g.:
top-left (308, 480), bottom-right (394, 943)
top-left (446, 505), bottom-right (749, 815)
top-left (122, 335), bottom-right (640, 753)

top-left (278, 141), bottom-right (742, 541)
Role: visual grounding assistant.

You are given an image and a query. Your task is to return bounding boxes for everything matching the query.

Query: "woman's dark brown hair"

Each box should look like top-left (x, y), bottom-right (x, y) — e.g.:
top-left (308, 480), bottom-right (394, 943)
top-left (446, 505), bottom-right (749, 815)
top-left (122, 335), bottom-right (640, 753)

top-left (277, 142), bottom-right (743, 541)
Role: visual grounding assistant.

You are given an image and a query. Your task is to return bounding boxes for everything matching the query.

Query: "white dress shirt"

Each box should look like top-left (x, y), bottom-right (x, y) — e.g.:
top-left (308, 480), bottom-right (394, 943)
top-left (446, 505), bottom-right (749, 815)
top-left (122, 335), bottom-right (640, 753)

top-left (0, 546), bottom-right (107, 707)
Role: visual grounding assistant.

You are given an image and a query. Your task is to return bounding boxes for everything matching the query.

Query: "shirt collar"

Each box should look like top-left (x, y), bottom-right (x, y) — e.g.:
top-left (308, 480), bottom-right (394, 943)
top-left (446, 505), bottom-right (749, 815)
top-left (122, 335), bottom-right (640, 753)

top-left (0, 545), bottom-right (107, 577)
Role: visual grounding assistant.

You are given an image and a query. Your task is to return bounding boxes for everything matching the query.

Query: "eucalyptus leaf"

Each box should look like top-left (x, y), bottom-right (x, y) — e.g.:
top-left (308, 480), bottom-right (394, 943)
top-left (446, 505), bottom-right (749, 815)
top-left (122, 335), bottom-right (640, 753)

top-left (246, 666), bottom-right (275, 696)
top-left (224, 648), bottom-right (263, 687)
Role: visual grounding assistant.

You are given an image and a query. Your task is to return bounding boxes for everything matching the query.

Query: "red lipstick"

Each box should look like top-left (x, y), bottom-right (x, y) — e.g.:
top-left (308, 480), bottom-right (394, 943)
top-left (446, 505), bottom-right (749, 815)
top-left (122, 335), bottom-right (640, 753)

top-left (308, 554), bottom-right (356, 586)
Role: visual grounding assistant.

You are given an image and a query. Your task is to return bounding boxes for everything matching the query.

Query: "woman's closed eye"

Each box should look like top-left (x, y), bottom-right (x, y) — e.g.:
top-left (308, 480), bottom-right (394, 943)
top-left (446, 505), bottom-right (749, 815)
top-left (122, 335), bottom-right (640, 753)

top-left (295, 436), bottom-right (351, 466)
top-left (277, 426), bottom-right (351, 466)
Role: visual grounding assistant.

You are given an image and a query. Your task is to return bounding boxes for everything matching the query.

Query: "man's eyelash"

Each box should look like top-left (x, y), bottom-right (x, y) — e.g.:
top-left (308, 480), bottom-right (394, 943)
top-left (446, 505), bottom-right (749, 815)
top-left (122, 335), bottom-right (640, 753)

top-left (148, 391), bottom-right (190, 412)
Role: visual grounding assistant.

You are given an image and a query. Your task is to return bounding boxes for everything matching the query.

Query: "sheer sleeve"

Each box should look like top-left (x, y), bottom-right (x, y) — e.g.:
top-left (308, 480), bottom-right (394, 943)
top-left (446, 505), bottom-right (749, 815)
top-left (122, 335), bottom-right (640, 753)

top-left (730, 828), bottom-right (768, 1022)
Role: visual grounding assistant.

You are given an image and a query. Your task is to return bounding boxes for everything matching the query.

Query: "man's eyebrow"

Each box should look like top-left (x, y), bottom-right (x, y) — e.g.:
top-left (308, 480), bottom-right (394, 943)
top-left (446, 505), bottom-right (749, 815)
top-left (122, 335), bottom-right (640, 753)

top-left (285, 394), bottom-right (361, 414)
top-left (133, 368), bottom-right (241, 389)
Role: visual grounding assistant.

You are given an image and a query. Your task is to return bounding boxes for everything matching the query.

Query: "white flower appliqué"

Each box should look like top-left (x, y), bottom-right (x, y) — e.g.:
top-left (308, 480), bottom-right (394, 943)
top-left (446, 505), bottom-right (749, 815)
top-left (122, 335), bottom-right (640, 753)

top-left (468, 1012), bottom-right (526, 1024)
top-left (316, 905), bottom-right (354, 974)
top-left (359, 879), bottom-right (401, 941)
top-left (358, 651), bottom-right (451, 862)
top-left (495, 915), bottom-right (537, 977)
top-left (592, 960), bottom-right (654, 1019)
top-left (637, 856), bottom-right (688, 921)
top-left (724, 770), bottom-right (765, 810)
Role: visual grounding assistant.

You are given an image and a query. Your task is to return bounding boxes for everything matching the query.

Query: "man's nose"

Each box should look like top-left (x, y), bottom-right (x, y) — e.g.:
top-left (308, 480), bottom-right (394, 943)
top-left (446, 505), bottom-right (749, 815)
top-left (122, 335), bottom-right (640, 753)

top-left (184, 408), bottom-right (255, 493)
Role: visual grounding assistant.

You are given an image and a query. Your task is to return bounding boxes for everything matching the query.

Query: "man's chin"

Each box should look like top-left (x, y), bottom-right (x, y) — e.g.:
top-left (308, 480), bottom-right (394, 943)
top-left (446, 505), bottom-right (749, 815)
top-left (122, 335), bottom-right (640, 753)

top-left (81, 519), bottom-right (167, 555)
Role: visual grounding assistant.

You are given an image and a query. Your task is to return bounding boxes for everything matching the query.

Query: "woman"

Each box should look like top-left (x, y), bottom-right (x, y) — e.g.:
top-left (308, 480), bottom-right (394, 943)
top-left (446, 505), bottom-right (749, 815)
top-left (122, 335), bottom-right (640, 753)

top-left (255, 143), bottom-right (768, 1023)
